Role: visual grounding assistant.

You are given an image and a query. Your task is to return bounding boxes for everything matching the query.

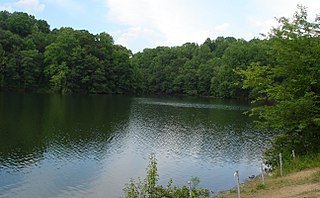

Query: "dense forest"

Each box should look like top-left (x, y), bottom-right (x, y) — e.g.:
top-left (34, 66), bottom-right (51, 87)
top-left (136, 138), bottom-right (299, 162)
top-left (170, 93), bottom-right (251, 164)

top-left (0, 11), bottom-right (135, 94)
top-left (0, 6), bottom-right (320, 160)
top-left (0, 10), bottom-right (269, 98)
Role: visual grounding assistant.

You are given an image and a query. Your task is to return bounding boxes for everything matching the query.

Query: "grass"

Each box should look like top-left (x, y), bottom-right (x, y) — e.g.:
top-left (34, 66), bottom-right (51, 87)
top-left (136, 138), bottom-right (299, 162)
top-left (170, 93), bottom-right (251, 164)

top-left (311, 171), bottom-right (320, 183)
top-left (273, 152), bottom-right (320, 176)
top-left (215, 152), bottom-right (320, 198)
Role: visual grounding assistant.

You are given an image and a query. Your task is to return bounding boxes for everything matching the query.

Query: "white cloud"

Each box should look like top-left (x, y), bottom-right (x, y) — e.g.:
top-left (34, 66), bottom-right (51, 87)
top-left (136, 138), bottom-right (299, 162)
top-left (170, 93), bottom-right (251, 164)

top-left (105, 0), bottom-right (319, 51)
top-left (106, 0), bottom-right (216, 51)
top-left (0, 0), bottom-right (45, 14)
top-left (248, 18), bottom-right (278, 36)
top-left (0, 4), bottom-right (13, 12)
top-left (253, 0), bottom-right (319, 18)
top-left (214, 23), bottom-right (230, 32)
top-left (247, 0), bottom-right (319, 37)
top-left (15, 0), bottom-right (45, 13)
top-left (114, 27), bottom-right (162, 48)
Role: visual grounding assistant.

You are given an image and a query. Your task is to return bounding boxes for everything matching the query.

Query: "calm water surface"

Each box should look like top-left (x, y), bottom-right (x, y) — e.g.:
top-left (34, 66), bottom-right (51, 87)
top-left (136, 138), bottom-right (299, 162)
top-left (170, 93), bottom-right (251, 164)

top-left (0, 93), bottom-right (272, 197)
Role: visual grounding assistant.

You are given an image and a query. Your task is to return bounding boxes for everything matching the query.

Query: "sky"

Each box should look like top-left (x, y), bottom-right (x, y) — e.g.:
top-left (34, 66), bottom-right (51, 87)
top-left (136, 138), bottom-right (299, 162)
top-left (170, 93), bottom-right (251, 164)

top-left (0, 0), bottom-right (319, 53)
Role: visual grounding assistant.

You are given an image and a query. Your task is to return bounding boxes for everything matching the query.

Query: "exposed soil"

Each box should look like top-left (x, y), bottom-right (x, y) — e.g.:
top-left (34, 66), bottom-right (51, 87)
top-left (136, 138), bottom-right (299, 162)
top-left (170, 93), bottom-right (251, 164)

top-left (216, 168), bottom-right (320, 198)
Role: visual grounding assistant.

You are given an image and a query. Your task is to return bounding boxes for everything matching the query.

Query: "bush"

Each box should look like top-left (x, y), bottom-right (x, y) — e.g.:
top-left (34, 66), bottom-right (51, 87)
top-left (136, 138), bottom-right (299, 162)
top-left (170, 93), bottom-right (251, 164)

top-left (123, 154), bottom-right (210, 198)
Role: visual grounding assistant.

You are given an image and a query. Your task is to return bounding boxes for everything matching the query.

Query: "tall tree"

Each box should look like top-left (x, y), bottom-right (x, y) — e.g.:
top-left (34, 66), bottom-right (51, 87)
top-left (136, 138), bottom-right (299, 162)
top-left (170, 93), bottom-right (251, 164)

top-left (240, 5), bottom-right (320, 161)
top-left (6, 12), bottom-right (35, 37)
top-left (20, 49), bottom-right (42, 90)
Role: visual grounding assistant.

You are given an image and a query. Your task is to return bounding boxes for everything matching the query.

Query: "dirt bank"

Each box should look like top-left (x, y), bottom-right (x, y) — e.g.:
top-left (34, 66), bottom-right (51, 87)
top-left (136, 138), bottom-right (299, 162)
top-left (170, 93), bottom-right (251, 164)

top-left (216, 168), bottom-right (320, 198)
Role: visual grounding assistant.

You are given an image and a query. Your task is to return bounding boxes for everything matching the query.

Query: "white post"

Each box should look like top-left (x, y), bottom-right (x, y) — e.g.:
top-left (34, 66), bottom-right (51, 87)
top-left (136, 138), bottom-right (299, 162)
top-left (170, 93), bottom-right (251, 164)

top-left (279, 153), bottom-right (283, 177)
top-left (292, 150), bottom-right (295, 159)
top-left (260, 162), bottom-right (265, 185)
top-left (234, 170), bottom-right (240, 198)
top-left (188, 181), bottom-right (192, 198)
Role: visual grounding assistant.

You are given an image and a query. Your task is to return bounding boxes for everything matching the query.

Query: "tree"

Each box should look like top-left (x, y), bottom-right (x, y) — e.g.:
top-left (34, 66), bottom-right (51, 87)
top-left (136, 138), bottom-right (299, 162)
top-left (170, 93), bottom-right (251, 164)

top-left (110, 45), bottom-right (134, 93)
top-left (197, 61), bottom-right (214, 96)
top-left (35, 19), bottom-right (50, 34)
top-left (178, 60), bottom-right (199, 95)
top-left (20, 49), bottom-right (42, 90)
top-left (213, 36), bottom-right (237, 58)
top-left (0, 10), bottom-right (10, 29)
top-left (46, 62), bottom-right (70, 93)
top-left (0, 44), bottom-right (5, 88)
top-left (240, 5), bottom-right (320, 163)
top-left (6, 12), bottom-right (35, 37)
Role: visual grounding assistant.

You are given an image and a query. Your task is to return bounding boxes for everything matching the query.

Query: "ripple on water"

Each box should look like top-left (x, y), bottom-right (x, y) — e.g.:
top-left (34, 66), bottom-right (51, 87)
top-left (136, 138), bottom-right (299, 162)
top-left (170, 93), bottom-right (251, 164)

top-left (137, 98), bottom-right (250, 111)
top-left (0, 95), bottom-right (273, 198)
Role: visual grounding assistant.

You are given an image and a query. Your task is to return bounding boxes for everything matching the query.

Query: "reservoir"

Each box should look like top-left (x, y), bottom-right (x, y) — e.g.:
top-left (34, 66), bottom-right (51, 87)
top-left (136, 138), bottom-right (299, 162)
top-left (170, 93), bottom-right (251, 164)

top-left (0, 93), bottom-right (272, 197)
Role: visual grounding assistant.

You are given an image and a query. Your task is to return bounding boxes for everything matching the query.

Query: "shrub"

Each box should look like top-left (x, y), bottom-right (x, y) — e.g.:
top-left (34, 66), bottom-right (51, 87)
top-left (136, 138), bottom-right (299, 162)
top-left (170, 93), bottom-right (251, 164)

top-left (123, 154), bottom-right (210, 198)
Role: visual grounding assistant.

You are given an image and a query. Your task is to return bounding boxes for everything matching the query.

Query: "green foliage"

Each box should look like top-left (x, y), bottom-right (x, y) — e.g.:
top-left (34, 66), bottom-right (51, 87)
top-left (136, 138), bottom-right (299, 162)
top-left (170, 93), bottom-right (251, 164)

top-left (123, 154), bottom-right (210, 198)
top-left (46, 62), bottom-right (70, 93)
top-left (0, 7), bottom-right (318, 113)
top-left (131, 37), bottom-right (264, 98)
top-left (240, 5), bottom-right (320, 163)
top-left (0, 44), bottom-right (5, 88)
top-left (270, 152), bottom-right (320, 177)
top-left (6, 12), bottom-right (35, 37)
top-left (0, 10), bottom-right (266, 98)
top-left (20, 49), bottom-right (42, 89)
top-left (0, 11), bottom-right (135, 94)
top-left (256, 184), bottom-right (266, 190)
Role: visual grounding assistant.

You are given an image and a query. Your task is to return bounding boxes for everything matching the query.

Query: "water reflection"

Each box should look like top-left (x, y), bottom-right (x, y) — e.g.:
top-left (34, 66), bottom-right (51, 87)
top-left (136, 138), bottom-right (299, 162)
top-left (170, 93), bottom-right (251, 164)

top-left (119, 97), bottom-right (272, 193)
top-left (129, 97), bottom-right (269, 163)
top-left (0, 93), bottom-right (132, 198)
top-left (0, 94), bottom-right (272, 197)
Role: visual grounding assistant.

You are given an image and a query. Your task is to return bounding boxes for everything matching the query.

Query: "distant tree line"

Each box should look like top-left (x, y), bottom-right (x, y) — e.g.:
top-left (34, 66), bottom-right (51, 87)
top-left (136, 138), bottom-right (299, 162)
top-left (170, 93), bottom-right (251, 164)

top-left (0, 10), bottom-right (270, 98)
top-left (0, 11), bottom-right (134, 94)
top-left (131, 37), bottom-right (270, 98)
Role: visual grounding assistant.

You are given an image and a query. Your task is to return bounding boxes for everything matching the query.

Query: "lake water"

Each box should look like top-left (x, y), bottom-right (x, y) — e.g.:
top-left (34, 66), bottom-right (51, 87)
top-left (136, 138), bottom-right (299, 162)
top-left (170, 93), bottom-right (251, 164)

top-left (0, 93), bottom-right (272, 197)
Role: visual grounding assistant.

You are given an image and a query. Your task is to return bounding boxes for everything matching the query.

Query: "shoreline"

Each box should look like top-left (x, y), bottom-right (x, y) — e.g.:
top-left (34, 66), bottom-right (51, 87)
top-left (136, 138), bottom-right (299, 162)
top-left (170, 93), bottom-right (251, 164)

top-left (215, 167), bottom-right (320, 198)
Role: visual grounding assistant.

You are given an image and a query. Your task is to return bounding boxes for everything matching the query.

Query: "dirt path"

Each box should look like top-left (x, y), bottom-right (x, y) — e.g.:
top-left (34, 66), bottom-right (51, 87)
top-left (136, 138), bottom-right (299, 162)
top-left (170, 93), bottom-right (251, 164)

top-left (216, 168), bottom-right (320, 198)
top-left (258, 183), bottom-right (320, 198)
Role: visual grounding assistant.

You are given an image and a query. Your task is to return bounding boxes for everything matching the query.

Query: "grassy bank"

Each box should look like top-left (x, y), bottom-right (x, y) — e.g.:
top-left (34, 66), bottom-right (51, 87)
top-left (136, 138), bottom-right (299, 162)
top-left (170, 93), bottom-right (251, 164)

top-left (216, 153), bottom-right (320, 198)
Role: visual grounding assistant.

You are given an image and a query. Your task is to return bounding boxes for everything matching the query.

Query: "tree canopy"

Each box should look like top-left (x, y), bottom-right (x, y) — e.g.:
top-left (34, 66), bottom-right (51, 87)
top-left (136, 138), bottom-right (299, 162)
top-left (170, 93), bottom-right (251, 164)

top-left (0, 12), bottom-right (134, 94)
top-left (0, 10), bottom-right (269, 98)
top-left (239, 5), bottom-right (320, 162)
